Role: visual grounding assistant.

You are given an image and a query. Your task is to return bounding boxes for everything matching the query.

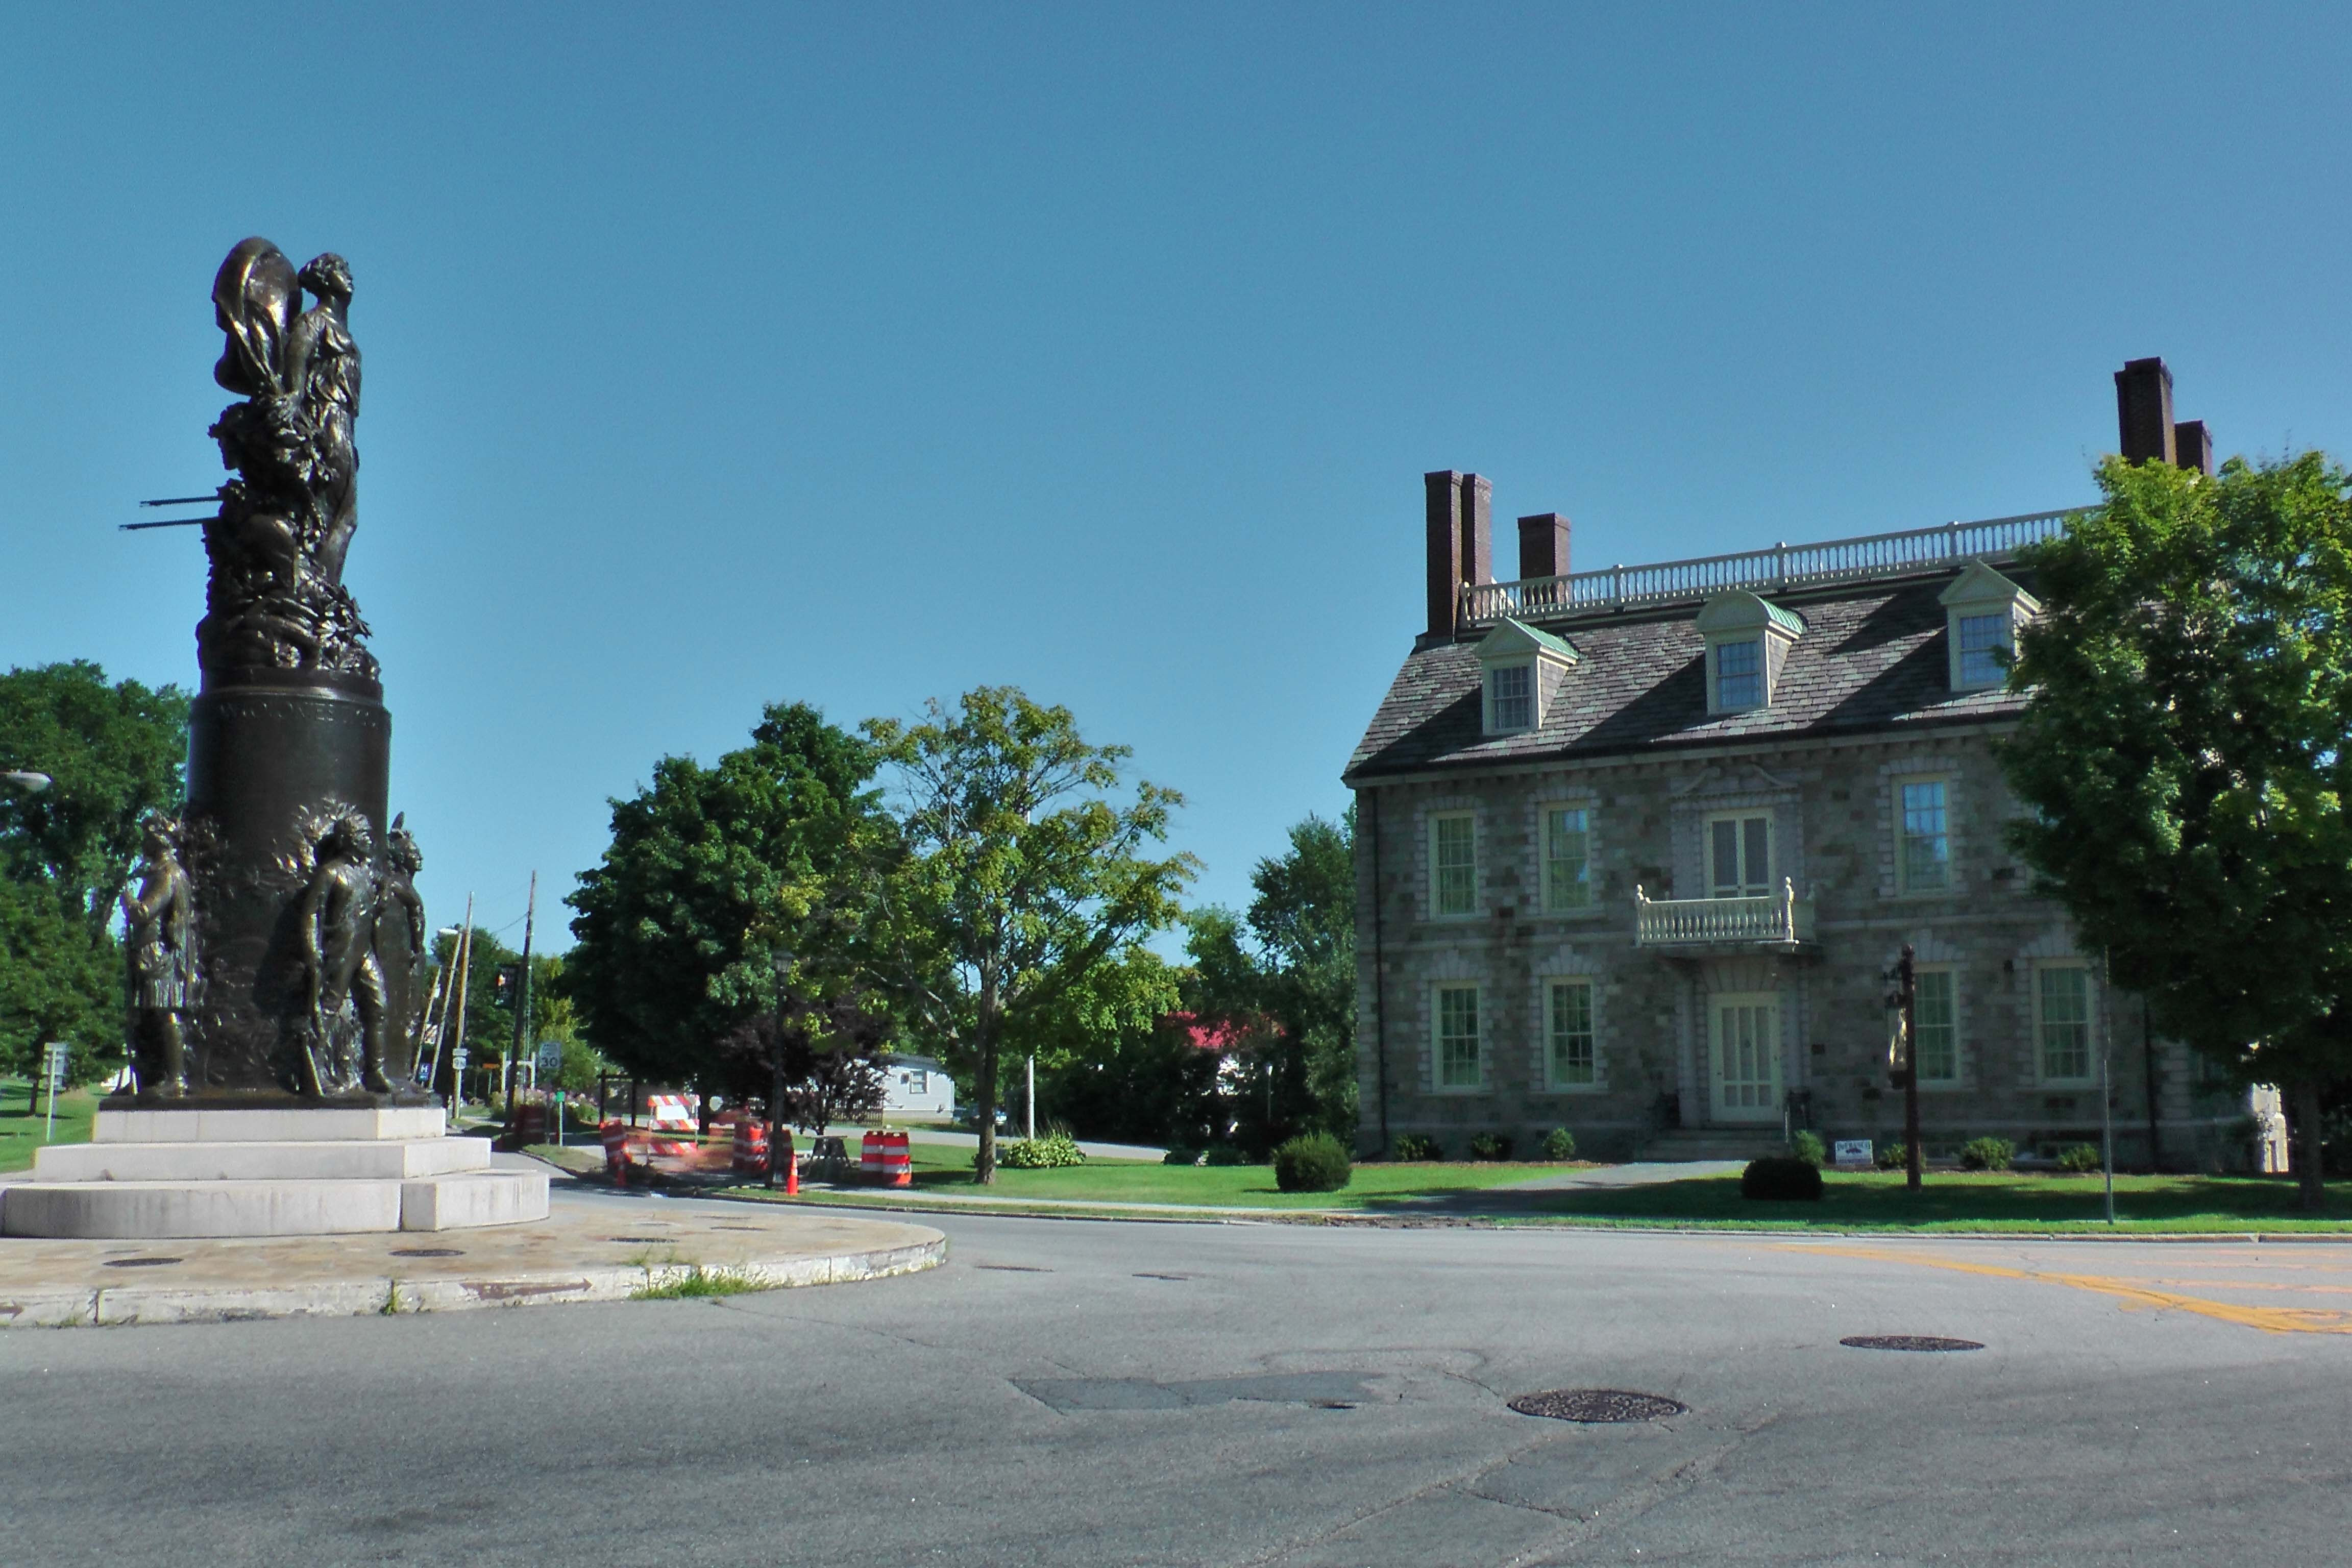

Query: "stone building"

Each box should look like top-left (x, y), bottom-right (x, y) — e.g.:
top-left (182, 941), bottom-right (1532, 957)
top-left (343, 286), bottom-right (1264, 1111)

top-left (1343, 360), bottom-right (2247, 1167)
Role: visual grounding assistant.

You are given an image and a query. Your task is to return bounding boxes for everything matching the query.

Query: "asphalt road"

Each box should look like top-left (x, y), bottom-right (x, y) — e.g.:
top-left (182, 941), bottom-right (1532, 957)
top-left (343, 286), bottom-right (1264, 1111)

top-left (6, 1185), bottom-right (2348, 1566)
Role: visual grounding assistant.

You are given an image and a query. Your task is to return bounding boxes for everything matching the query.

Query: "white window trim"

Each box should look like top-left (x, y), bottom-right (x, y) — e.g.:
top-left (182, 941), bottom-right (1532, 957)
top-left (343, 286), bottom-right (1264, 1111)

top-left (1432, 982), bottom-right (1486, 1094)
top-left (1428, 810), bottom-right (1480, 921)
top-left (1939, 561), bottom-right (2039, 694)
top-left (1485, 659), bottom-right (1536, 734)
top-left (1893, 773), bottom-right (1954, 897)
top-left (1701, 808), bottom-right (1774, 899)
top-left (1911, 963), bottom-right (1961, 1089)
top-left (1711, 639), bottom-right (1765, 712)
top-left (2033, 960), bottom-right (2096, 1086)
top-left (1537, 801), bottom-right (1599, 917)
top-left (1537, 972), bottom-right (1602, 1093)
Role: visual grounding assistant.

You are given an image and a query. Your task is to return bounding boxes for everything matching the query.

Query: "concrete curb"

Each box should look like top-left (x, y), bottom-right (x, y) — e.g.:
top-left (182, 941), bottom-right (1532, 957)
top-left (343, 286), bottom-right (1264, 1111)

top-left (0, 1234), bottom-right (944, 1329)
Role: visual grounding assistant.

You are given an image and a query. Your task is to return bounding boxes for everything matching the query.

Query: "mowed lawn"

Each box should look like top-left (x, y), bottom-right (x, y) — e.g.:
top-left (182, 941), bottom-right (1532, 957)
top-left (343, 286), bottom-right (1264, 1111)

top-left (801, 1141), bottom-right (1565, 1210)
top-left (744, 1142), bottom-right (2352, 1231)
top-left (1506, 1169), bottom-right (2352, 1232)
top-left (0, 1083), bottom-right (99, 1173)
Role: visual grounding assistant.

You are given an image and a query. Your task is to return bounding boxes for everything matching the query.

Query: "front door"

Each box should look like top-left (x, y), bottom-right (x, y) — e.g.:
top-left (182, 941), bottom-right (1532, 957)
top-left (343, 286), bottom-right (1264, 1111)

top-left (1710, 992), bottom-right (1782, 1123)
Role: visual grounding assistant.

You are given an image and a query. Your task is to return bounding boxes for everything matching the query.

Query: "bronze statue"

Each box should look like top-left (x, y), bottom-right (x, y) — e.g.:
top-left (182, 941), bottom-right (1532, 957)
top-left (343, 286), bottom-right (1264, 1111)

top-left (202, 237), bottom-right (374, 678)
top-left (290, 811), bottom-right (394, 1095)
top-left (120, 815), bottom-right (198, 1097)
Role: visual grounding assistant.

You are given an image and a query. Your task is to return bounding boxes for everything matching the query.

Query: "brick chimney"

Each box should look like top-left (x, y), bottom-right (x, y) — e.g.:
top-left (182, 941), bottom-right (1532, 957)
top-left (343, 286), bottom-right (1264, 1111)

top-left (2174, 419), bottom-right (2214, 476)
top-left (2115, 357), bottom-right (2215, 474)
top-left (1517, 513), bottom-right (1570, 581)
top-left (1424, 471), bottom-right (1493, 638)
top-left (2115, 357), bottom-right (2176, 465)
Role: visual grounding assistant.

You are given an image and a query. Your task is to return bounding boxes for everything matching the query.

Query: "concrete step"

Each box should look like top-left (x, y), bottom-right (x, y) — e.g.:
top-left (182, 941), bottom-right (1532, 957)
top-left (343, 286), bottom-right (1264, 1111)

top-left (0, 1169), bottom-right (548, 1238)
top-left (1641, 1133), bottom-right (1788, 1162)
top-left (33, 1137), bottom-right (492, 1184)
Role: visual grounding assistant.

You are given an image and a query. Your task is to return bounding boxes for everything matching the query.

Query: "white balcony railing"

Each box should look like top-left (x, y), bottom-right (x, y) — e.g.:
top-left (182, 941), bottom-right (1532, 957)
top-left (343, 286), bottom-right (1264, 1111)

top-left (1461, 506), bottom-right (2085, 627)
top-left (1634, 880), bottom-right (1815, 947)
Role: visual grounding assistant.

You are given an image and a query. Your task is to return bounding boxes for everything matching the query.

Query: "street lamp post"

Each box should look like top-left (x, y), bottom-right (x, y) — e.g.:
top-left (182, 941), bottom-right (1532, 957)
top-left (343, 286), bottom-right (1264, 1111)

top-left (769, 947), bottom-right (793, 1187)
top-left (1886, 945), bottom-right (1922, 1192)
top-left (1898, 945), bottom-right (1921, 1191)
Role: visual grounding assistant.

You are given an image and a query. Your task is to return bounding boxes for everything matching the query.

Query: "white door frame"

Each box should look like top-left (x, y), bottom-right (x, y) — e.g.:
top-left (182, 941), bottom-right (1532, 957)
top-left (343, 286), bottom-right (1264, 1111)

top-left (1707, 990), bottom-right (1783, 1124)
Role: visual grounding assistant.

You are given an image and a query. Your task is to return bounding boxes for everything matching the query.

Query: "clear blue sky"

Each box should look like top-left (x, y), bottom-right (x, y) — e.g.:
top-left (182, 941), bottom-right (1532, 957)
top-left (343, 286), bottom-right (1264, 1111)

top-left (6, 4), bottom-right (2349, 950)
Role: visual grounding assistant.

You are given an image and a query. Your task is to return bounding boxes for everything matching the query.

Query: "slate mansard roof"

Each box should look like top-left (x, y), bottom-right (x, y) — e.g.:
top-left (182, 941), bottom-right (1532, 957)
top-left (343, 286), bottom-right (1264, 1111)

top-left (1344, 571), bottom-right (2031, 783)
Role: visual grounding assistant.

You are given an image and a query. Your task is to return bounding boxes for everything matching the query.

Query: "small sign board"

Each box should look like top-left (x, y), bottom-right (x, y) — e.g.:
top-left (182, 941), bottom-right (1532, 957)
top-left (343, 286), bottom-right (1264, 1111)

top-left (41, 1041), bottom-right (70, 1088)
top-left (1833, 1139), bottom-right (1874, 1168)
top-left (534, 1039), bottom-right (564, 1079)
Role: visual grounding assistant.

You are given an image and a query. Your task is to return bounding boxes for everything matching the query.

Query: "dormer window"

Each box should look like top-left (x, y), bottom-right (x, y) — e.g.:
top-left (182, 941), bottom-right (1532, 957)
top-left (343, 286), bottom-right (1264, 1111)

top-left (1487, 663), bottom-right (1533, 731)
top-left (1939, 561), bottom-right (2039, 693)
top-left (1474, 618), bottom-right (1578, 737)
top-left (1695, 591), bottom-right (1803, 715)
top-left (1713, 640), bottom-right (1762, 708)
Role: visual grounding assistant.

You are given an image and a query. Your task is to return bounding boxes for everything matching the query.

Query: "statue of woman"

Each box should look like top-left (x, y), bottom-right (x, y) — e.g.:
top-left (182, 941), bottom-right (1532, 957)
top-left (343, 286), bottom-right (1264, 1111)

top-left (121, 816), bottom-right (198, 1097)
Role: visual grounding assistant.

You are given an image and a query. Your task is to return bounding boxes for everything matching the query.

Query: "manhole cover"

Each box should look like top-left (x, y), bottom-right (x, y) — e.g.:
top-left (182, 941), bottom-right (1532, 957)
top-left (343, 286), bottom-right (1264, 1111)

top-left (1840, 1335), bottom-right (1984, 1353)
top-left (390, 1247), bottom-right (463, 1258)
top-left (607, 1236), bottom-right (674, 1244)
top-left (1508, 1389), bottom-right (1688, 1423)
top-left (102, 1257), bottom-right (183, 1269)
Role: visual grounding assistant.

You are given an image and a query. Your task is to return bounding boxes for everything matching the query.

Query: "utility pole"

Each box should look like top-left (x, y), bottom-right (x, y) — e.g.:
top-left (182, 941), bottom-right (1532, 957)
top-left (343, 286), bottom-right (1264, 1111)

top-left (1897, 945), bottom-right (1921, 1192)
top-left (769, 947), bottom-right (793, 1186)
top-left (442, 898), bottom-right (473, 1111)
top-left (502, 873), bottom-right (536, 1146)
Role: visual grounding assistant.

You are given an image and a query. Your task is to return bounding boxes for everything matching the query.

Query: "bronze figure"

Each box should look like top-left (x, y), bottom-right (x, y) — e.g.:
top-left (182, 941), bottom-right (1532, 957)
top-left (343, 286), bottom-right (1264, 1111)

top-left (290, 811), bottom-right (395, 1095)
top-left (120, 815), bottom-right (198, 1097)
top-left (202, 237), bottom-right (374, 678)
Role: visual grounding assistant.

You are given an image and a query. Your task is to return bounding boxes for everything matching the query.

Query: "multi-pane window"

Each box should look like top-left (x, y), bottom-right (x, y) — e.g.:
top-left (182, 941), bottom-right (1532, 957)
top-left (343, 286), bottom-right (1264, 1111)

top-left (2038, 964), bottom-right (2092, 1081)
top-left (1957, 613), bottom-right (2011, 688)
top-left (1899, 780), bottom-right (1950, 891)
top-left (1544, 807), bottom-right (1591, 912)
top-left (1432, 814), bottom-right (1477, 917)
top-left (1488, 664), bottom-right (1533, 731)
top-left (1437, 985), bottom-right (1482, 1088)
top-left (1715, 639), bottom-right (1762, 708)
top-left (1547, 979), bottom-right (1596, 1087)
top-left (1709, 814), bottom-right (1771, 898)
top-left (1914, 969), bottom-right (1956, 1083)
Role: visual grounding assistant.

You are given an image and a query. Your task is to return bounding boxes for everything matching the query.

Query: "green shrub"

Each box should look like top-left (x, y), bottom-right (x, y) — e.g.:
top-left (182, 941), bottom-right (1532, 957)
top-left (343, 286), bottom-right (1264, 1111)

top-left (2057, 1142), bottom-right (2103, 1173)
top-left (1791, 1130), bottom-right (1827, 1168)
top-left (1741, 1156), bottom-right (1825, 1201)
top-left (996, 1133), bottom-right (1085, 1168)
top-left (1468, 1131), bottom-right (1514, 1161)
top-left (1272, 1132), bottom-right (1353, 1193)
top-left (1162, 1146), bottom-right (1201, 1166)
top-left (1875, 1141), bottom-right (1909, 1170)
top-left (1960, 1136), bottom-right (2016, 1171)
top-left (1201, 1143), bottom-right (1249, 1166)
top-left (1541, 1127), bottom-right (1577, 1162)
top-left (1390, 1134), bottom-right (1443, 1162)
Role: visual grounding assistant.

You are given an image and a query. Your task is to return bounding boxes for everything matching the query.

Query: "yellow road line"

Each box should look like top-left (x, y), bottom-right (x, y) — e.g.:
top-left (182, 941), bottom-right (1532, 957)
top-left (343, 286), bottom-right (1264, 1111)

top-left (1779, 1243), bottom-right (2352, 1335)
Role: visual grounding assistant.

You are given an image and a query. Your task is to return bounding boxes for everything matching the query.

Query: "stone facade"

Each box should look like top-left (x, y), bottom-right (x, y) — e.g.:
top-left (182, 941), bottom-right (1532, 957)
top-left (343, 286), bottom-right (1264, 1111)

top-left (1345, 484), bottom-right (2250, 1169)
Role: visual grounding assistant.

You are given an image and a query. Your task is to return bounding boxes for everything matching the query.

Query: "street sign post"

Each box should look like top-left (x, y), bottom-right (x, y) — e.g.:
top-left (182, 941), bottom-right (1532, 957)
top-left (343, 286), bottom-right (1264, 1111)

top-left (41, 1041), bottom-right (69, 1142)
top-left (450, 1047), bottom-right (470, 1107)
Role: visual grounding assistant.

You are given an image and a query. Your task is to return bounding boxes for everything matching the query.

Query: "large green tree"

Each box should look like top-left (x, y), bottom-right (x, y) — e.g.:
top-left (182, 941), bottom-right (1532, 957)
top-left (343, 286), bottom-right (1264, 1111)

top-left (1182, 811), bottom-right (1358, 1151)
top-left (863, 687), bottom-right (1195, 1182)
top-left (564, 703), bottom-right (886, 1095)
top-left (0, 662), bottom-right (189, 1080)
top-left (2004, 452), bottom-right (2352, 1207)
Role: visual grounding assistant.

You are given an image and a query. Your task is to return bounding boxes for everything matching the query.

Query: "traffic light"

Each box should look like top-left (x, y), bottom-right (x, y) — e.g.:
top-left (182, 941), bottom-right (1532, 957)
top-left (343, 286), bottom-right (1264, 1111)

top-left (494, 963), bottom-right (522, 1006)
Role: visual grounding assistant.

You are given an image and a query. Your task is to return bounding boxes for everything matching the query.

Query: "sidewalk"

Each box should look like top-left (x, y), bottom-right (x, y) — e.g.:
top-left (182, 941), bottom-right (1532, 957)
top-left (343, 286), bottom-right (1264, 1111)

top-left (0, 1165), bottom-right (943, 1328)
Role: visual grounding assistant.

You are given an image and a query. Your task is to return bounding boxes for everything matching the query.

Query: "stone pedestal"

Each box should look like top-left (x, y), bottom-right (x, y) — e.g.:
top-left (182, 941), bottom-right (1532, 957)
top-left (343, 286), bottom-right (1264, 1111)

top-left (0, 1107), bottom-right (548, 1238)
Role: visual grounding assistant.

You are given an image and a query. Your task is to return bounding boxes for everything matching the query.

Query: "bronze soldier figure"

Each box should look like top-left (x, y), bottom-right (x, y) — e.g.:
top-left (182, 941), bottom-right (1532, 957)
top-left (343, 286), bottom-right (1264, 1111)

top-left (292, 815), bottom-right (395, 1095)
top-left (120, 816), bottom-right (198, 1097)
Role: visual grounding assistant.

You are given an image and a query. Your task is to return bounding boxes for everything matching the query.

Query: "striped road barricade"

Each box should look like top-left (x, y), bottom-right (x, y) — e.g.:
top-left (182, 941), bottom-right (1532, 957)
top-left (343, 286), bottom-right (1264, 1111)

top-left (862, 1130), bottom-right (913, 1188)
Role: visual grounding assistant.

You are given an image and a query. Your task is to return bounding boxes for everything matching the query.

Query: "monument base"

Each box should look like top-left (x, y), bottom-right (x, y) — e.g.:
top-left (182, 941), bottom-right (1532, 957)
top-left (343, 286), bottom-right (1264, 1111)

top-left (0, 1108), bottom-right (549, 1239)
